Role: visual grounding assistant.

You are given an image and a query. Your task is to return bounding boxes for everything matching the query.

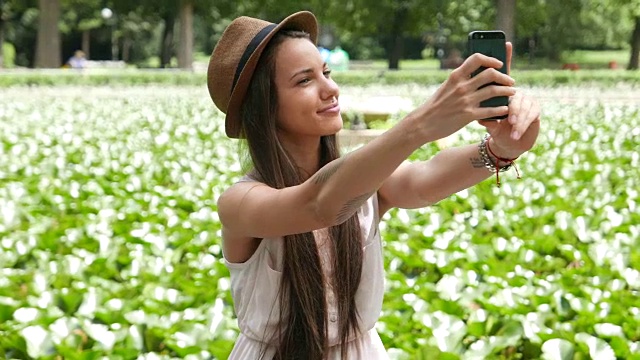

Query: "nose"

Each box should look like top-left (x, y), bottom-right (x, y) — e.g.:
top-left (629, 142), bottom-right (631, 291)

top-left (321, 76), bottom-right (340, 101)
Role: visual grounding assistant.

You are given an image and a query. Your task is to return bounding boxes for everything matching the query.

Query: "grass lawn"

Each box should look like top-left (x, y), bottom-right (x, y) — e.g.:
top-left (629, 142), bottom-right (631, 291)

top-left (347, 50), bottom-right (632, 71)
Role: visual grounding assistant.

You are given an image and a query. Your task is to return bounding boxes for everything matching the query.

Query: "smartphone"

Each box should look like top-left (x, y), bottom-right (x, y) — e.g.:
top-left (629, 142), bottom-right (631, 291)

top-left (467, 30), bottom-right (508, 120)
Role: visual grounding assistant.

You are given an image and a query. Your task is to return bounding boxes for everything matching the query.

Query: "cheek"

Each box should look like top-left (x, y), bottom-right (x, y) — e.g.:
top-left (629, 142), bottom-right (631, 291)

top-left (277, 96), bottom-right (294, 115)
top-left (280, 90), bottom-right (310, 112)
top-left (277, 90), bottom-right (310, 121)
top-left (276, 88), bottom-right (293, 114)
top-left (275, 101), bottom-right (298, 131)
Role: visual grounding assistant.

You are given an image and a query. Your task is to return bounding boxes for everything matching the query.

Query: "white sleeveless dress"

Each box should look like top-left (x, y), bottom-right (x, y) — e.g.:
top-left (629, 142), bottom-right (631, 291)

top-left (224, 190), bottom-right (388, 359)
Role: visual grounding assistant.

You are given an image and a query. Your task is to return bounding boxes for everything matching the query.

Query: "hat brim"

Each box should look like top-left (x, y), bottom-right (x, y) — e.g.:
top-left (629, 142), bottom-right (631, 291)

top-left (225, 11), bottom-right (318, 138)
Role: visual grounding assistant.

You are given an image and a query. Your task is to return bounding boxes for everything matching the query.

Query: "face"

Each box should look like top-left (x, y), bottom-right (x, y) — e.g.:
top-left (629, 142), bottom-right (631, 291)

top-left (273, 38), bottom-right (342, 140)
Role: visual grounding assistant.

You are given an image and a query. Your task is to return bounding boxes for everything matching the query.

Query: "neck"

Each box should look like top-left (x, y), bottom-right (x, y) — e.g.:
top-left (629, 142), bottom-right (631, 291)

top-left (278, 132), bottom-right (322, 180)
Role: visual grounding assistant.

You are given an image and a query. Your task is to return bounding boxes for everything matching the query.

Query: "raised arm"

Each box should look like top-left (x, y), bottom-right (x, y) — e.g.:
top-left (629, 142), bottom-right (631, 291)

top-left (377, 90), bottom-right (541, 215)
top-left (218, 54), bottom-right (516, 242)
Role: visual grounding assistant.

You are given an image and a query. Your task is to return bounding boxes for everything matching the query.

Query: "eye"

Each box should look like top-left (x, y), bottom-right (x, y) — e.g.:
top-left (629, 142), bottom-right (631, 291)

top-left (323, 69), bottom-right (332, 78)
top-left (297, 78), bottom-right (311, 85)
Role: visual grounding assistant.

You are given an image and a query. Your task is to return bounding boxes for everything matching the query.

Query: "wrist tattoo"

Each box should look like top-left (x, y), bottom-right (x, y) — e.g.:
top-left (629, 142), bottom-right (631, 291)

top-left (470, 157), bottom-right (486, 169)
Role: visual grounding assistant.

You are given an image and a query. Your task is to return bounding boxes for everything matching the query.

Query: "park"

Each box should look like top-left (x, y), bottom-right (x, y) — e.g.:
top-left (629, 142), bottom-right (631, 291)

top-left (1, 1), bottom-right (639, 359)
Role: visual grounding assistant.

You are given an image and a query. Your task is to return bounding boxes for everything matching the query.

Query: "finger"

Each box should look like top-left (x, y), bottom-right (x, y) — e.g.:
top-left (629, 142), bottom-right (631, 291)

top-left (456, 53), bottom-right (504, 79)
top-left (531, 103), bottom-right (541, 123)
top-left (512, 101), bottom-right (531, 140)
top-left (512, 114), bottom-right (540, 142)
top-left (508, 92), bottom-right (524, 125)
top-left (469, 67), bottom-right (515, 89)
top-left (521, 99), bottom-right (542, 127)
top-left (511, 99), bottom-right (540, 140)
top-left (475, 106), bottom-right (510, 121)
top-left (506, 42), bottom-right (513, 75)
top-left (471, 85), bottom-right (517, 105)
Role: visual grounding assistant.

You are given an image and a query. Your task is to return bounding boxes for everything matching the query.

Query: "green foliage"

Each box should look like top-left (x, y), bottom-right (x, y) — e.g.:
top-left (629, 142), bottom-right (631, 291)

top-left (59, 0), bottom-right (105, 33)
top-left (0, 70), bottom-right (207, 86)
top-left (1, 0), bottom-right (639, 69)
top-left (514, 0), bottom-right (635, 61)
top-left (0, 81), bottom-right (639, 358)
top-left (1, 42), bottom-right (16, 67)
top-left (1, 68), bottom-right (640, 88)
top-left (0, 85), bottom-right (238, 358)
top-left (374, 97), bottom-right (640, 359)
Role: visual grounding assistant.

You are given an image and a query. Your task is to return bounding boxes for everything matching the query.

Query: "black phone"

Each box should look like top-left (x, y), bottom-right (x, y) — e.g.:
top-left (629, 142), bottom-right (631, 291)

top-left (467, 30), bottom-right (508, 120)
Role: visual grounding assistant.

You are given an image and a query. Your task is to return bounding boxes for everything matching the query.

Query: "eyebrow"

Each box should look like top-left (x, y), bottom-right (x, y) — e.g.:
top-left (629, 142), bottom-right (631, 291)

top-left (289, 63), bottom-right (328, 80)
top-left (290, 68), bottom-right (312, 80)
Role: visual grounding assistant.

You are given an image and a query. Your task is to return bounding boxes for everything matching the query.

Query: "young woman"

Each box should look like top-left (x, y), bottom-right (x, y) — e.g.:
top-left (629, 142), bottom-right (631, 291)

top-left (207, 11), bottom-right (540, 360)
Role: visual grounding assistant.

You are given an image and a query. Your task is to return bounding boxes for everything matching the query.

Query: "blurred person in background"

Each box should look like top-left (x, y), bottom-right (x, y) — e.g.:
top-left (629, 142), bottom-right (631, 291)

top-left (67, 50), bottom-right (87, 69)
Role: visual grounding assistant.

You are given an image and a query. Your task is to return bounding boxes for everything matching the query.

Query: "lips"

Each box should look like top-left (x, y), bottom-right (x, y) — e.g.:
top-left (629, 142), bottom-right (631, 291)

top-left (317, 103), bottom-right (340, 114)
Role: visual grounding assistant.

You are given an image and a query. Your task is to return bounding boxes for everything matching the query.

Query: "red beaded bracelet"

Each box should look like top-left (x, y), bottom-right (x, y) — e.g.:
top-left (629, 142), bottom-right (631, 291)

top-left (486, 135), bottom-right (521, 187)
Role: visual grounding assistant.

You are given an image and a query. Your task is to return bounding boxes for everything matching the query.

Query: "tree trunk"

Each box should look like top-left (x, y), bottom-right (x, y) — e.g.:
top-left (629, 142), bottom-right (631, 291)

top-left (35, 0), bottom-right (62, 68)
top-left (122, 37), bottom-right (132, 63)
top-left (160, 13), bottom-right (175, 68)
top-left (387, 6), bottom-right (408, 70)
top-left (111, 28), bottom-right (119, 60)
top-left (177, 0), bottom-right (193, 70)
top-left (388, 35), bottom-right (403, 70)
top-left (82, 30), bottom-right (90, 59)
top-left (629, 16), bottom-right (640, 70)
top-left (495, 0), bottom-right (515, 44)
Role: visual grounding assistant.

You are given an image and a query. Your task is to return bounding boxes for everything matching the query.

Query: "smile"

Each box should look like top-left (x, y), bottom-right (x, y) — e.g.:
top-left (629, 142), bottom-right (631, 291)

top-left (317, 104), bottom-right (340, 114)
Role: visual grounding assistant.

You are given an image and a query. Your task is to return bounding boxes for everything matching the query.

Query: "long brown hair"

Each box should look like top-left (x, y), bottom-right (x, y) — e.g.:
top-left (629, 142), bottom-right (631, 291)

top-left (239, 30), bottom-right (364, 359)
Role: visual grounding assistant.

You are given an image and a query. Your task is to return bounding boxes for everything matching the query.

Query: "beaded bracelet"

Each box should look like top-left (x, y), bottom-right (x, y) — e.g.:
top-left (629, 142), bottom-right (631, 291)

top-left (478, 134), bottom-right (521, 187)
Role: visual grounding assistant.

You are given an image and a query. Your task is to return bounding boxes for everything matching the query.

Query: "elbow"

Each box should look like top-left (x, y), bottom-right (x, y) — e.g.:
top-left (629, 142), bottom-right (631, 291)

top-left (413, 183), bottom-right (441, 207)
top-left (311, 188), bottom-right (355, 228)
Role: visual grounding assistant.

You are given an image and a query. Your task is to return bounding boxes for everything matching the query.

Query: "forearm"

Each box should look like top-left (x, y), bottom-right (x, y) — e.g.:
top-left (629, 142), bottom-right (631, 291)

top-left (412, 138), bottom-right (512, 205)
top-left (310, 114), bottom-right (429, 225)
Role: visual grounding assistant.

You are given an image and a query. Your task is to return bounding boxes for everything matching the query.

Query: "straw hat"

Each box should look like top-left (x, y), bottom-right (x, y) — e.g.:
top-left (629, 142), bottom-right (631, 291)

top-left (207, 11), bottom-right (319, 138)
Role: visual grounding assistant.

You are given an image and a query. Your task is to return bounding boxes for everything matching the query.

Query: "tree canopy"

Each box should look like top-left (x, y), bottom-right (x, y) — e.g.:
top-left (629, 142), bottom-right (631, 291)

top-left (0, 0), bottom-right (638, 69)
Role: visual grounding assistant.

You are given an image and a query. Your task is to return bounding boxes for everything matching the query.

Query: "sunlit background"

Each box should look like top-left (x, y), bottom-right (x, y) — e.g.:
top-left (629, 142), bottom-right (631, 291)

top-left (1, 0), bottom-right (640, 359)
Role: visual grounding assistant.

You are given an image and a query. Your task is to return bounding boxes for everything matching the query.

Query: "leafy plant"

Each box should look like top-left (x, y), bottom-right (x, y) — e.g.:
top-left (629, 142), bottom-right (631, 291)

top-left (0, 84), bottom-right (638, 359)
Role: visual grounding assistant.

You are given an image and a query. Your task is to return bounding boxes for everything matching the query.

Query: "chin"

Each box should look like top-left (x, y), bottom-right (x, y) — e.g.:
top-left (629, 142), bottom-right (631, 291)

top-left (313, 115), bottom-right (341, 135)
top-left (327, 117), bottom-right (343, 135)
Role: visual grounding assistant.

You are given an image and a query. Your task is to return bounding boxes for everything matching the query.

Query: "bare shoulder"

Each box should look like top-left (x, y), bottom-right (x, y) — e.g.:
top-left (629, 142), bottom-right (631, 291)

top-left (216, 180), bottom-right (269, 230)
top-left (217, 180), bottom-right (267, 216)
top-left (218, 181), bottom-right (266, 263)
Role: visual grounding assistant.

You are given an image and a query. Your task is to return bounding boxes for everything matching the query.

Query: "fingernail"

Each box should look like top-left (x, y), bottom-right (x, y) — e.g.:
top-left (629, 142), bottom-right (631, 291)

top-left (511, 130), bottom-right (520, 140)
top-left (510, 114), bottom-right (517, 124)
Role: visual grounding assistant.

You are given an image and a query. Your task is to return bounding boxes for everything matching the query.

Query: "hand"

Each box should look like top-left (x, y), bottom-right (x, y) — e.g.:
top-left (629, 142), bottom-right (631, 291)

top-left (411, 49), bottom-right (516, 142)
top-left (478, 42), bottom-right (541, 159)
top-left (480, 91), bottom-right (541, 159)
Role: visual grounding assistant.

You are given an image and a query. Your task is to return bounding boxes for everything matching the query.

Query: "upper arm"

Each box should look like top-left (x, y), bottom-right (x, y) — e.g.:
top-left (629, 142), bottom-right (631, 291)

top-left (378, 159), bottom-right (453, 215)
top-left (217, 180), bottom-right (326, 239)
top-left (377, 162), bottom-right (429, 216)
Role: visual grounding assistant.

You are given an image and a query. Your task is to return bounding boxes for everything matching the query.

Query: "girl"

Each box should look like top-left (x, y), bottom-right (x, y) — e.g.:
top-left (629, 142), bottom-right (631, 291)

top-left (207, 11), bottom-right (540, 360)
